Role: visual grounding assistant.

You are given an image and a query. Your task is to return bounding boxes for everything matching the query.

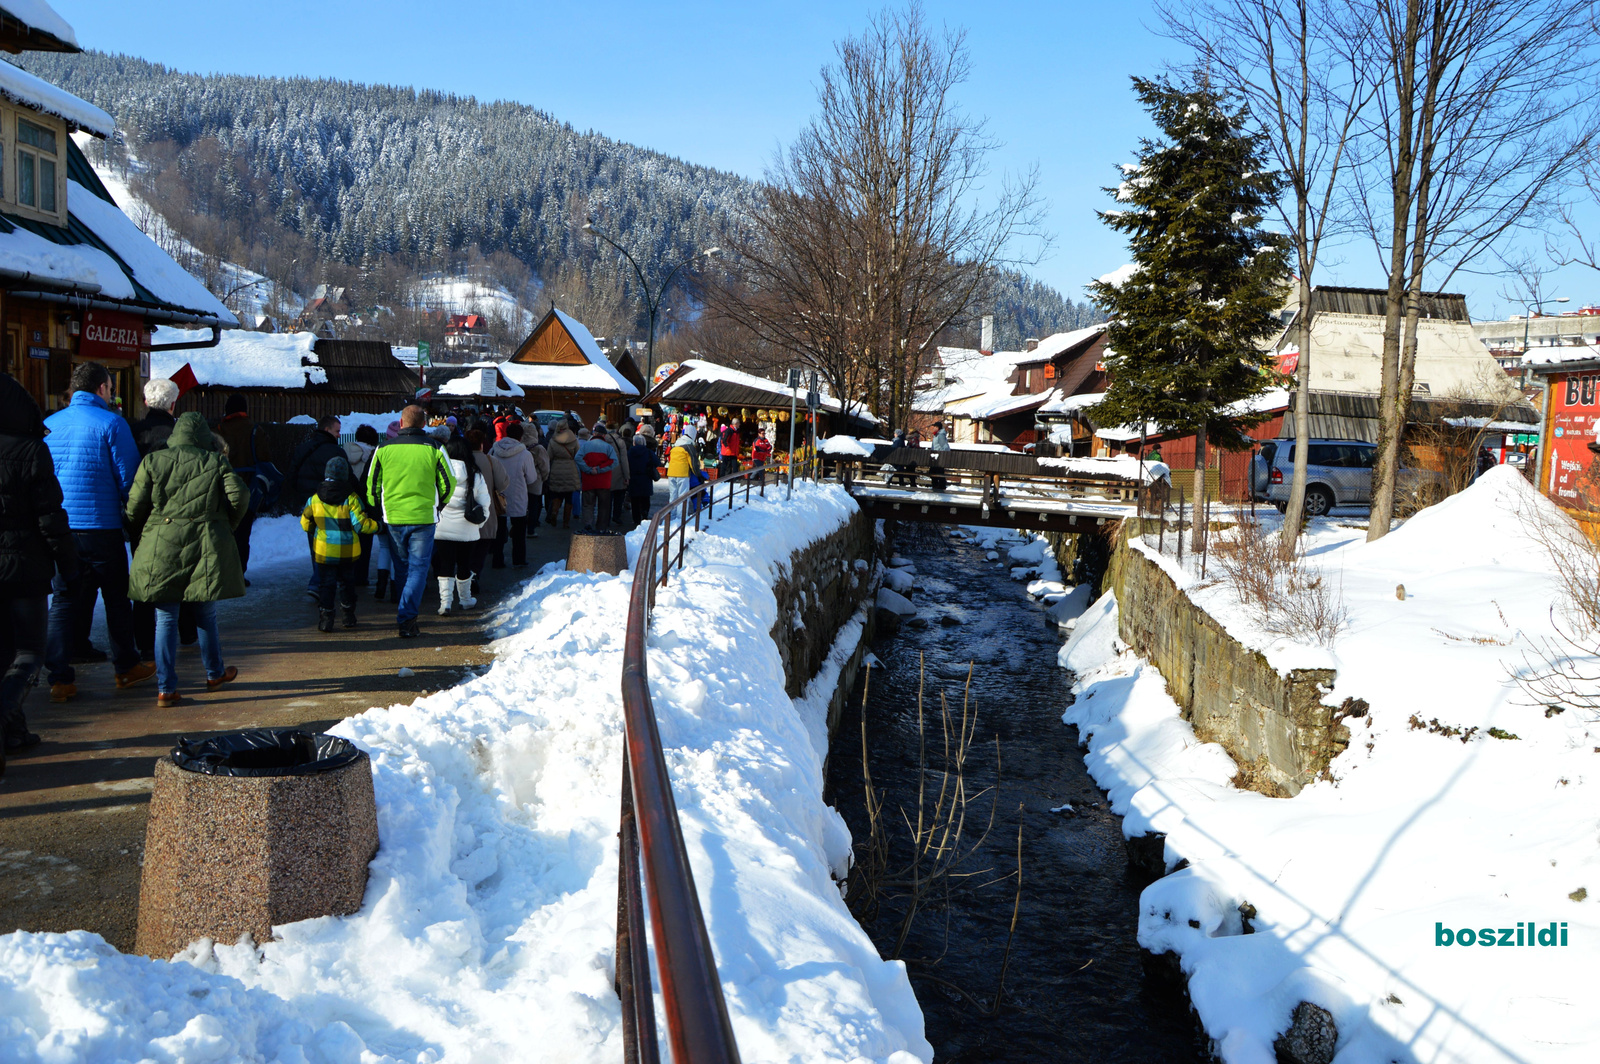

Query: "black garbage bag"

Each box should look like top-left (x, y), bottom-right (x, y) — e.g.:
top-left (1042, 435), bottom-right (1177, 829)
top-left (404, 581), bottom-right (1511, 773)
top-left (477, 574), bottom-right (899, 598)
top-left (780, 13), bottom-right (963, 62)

top-left (171, 728), bottom-right (362, 777)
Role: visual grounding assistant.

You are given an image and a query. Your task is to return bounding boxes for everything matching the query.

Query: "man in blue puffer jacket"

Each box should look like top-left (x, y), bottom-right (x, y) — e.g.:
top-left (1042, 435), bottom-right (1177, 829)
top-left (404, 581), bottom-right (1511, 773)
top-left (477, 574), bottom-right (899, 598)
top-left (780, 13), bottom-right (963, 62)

top-left (42, 362), bottom-right (153, 701)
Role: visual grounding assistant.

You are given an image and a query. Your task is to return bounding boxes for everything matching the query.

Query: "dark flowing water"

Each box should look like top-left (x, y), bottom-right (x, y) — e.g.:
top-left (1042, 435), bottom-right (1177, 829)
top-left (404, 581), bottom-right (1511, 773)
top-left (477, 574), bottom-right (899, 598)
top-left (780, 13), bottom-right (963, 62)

top-left (825, 524), bottom-right (1209, 1063)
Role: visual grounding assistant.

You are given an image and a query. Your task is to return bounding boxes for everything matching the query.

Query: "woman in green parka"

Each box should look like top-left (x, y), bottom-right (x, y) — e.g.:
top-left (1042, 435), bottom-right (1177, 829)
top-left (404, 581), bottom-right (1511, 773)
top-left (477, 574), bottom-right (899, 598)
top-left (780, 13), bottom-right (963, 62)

top-left (126, 412), bottom-right (249, 706)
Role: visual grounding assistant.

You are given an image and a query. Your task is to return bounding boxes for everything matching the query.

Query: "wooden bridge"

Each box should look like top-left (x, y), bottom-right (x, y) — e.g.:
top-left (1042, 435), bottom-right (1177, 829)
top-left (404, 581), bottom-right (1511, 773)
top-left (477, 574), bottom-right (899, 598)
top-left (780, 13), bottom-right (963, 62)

top-left (823, 444), bottom-right (1156, 532)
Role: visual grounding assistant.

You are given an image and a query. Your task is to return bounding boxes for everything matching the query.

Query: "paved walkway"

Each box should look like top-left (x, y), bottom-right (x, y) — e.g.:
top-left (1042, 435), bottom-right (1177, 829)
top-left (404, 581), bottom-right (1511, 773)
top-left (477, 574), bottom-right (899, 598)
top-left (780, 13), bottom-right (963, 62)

top-left (0, 510), bottom-right (610, 953)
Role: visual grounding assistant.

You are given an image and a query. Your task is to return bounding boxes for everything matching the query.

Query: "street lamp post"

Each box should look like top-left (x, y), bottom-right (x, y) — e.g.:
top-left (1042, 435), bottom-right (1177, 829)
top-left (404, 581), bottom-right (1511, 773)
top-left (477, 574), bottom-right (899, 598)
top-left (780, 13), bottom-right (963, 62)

top-left (1522, 296), bottom-right (1569, 390)
top-left (581, 220), bottom-right (720, 386)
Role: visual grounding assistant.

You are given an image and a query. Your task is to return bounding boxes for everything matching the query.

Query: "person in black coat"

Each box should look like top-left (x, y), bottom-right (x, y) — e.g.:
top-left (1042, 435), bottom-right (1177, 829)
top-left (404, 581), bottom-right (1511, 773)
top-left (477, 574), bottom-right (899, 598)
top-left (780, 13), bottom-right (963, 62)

top-left (0, 372), bottom-right (78, 768)
top-left (286, 415), bottom-right (346, 597)
top-left (625, 427), bottom-right (661, 528)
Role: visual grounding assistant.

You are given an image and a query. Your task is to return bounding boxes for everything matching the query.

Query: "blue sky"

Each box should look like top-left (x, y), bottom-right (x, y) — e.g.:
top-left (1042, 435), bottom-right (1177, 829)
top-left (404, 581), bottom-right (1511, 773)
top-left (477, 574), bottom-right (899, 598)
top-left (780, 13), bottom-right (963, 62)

top-left (52, 0), bottom-right (1599, 320)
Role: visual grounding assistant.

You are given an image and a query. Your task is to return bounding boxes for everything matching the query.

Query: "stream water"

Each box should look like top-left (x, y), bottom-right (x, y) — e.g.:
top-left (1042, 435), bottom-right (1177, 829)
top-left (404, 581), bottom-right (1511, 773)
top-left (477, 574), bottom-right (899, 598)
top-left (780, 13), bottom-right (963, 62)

top-left (824, 523), bottom-right (1209, 1063)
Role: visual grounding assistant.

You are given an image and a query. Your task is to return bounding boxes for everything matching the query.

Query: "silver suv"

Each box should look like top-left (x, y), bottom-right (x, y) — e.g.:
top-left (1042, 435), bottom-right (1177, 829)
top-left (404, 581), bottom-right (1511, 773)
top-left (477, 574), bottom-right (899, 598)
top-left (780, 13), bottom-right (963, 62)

top-left (1251, 439), bottom-right (1443, 517)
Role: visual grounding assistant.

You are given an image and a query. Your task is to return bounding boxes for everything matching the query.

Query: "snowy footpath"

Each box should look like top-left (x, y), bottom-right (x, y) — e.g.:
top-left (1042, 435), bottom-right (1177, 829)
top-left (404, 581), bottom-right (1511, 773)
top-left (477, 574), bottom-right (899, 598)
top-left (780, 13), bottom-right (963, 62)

top-left (0, 483), bottom-right (930, 1064)
top-left (1060, 469), bottom-right (1600, 1063)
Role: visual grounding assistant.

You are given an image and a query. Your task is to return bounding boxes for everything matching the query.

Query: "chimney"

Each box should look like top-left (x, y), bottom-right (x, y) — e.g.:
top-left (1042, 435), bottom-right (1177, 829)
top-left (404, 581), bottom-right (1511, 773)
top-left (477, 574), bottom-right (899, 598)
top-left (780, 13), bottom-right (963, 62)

top-left (980, 315), bottom-right (994, 356)
top-left (1025, 338), bottom-right (1040, 352)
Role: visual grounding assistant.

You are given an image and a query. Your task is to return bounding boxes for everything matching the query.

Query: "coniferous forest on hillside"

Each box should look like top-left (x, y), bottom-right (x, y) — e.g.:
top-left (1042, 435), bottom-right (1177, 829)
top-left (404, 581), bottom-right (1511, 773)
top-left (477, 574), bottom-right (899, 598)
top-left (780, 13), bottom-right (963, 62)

top-left (22, 51), bottom-right (1100, 355)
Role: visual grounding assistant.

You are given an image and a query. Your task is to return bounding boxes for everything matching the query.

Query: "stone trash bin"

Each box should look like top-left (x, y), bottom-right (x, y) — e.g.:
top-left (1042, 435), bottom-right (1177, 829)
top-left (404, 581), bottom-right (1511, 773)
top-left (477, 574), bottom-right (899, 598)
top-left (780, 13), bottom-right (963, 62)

top-left (135, 728), bottom-right (379, 959)
top-left (567, 528), bottom-right (628, 575)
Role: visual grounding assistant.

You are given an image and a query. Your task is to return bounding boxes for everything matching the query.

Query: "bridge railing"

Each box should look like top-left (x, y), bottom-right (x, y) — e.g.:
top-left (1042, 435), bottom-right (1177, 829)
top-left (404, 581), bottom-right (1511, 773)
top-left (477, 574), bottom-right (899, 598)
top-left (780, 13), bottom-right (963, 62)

top-left (816, 447), bottom-right (1150, 511)
top-left (617, 466), bottom-right (780, 1064)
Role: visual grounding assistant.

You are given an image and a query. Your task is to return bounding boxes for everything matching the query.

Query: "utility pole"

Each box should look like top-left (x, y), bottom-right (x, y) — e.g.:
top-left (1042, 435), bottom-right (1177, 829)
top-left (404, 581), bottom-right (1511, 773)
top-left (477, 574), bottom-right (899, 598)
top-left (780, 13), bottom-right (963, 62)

top-left (787, 368), bottom-right (800, 499)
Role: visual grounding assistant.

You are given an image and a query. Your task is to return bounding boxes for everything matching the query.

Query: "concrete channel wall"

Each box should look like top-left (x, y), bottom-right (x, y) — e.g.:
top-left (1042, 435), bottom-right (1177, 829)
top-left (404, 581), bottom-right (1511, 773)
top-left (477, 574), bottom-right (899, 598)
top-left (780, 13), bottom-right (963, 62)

top-left (1102, 534), bottom-right (1349, 798)
top-left (769, 509), bottom-right (880, 742)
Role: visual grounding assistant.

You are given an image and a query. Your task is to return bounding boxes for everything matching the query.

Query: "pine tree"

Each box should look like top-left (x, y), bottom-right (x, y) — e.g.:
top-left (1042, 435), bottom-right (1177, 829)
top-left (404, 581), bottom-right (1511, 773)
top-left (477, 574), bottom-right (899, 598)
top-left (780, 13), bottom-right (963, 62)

top-left (1089, 76), bottom-right (1288, 550)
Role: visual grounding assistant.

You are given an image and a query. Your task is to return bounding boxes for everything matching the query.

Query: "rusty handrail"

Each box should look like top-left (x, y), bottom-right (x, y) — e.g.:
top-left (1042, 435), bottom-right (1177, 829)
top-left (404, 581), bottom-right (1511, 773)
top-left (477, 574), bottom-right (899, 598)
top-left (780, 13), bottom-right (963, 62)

top-left (617, 465), bottom-right (779, 1064)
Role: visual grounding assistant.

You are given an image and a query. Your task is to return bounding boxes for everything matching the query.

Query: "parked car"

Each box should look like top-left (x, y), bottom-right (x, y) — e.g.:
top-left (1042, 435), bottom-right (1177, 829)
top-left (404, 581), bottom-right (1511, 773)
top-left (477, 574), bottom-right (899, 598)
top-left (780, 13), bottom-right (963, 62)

top-left (1251, 438), bottom-right (1445, 516)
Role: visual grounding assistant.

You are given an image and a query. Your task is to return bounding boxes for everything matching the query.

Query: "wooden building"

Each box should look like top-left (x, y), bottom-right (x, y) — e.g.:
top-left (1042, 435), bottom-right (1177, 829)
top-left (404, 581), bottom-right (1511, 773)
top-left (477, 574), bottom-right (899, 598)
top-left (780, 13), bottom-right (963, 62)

top-left (917, 325), bottom-right (1108, 449)
top-left (1, 10), bottom-right (238, 417)
top-left (501, 307), bottom-right (640, 423)
top-left (155, 332), bottom-right (418, 423)
top-left (643, 359), bottom-right (880, 447)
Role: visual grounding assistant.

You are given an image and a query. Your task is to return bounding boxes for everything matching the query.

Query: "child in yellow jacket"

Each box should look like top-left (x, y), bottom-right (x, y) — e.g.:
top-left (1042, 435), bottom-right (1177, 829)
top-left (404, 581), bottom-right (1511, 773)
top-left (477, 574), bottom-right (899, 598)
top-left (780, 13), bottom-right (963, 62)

top-left (300, 456), bottom-right (379, 631)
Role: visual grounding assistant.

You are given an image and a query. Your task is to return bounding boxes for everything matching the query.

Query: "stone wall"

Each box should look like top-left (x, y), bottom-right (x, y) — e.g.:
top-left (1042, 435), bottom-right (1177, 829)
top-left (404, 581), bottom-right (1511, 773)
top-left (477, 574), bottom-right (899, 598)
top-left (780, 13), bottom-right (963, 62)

top-left (770, 510), bottom-right (879, 739)
top-left (1107, 539), bottom-right (1349, 797)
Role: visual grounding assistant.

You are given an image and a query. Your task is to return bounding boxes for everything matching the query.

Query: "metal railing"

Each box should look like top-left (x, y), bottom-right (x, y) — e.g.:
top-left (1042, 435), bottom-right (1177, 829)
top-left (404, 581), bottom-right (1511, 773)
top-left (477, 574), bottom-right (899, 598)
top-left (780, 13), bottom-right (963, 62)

top-left (617, 466), bottom-right (779, 1064)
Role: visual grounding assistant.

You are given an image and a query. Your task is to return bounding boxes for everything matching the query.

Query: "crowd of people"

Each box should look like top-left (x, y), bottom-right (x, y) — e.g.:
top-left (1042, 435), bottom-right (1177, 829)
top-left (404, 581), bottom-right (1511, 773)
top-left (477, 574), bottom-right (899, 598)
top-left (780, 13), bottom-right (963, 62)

top-left (0, 367), bottom-right (795, 774)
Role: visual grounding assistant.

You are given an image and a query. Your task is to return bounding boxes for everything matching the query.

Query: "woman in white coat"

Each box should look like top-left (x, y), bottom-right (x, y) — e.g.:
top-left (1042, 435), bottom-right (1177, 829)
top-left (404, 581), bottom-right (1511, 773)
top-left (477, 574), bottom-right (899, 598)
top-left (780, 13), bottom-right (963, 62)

top-left (434, 436), bottom-right (492, 613)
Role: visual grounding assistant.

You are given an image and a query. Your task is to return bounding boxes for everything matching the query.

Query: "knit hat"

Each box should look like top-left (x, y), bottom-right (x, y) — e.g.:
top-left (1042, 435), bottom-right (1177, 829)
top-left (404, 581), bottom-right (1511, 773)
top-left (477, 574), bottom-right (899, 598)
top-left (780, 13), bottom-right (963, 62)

top-left (324, 455), bottom-right (352, 482)
top-left (639, 423), bottom-right (656, 438)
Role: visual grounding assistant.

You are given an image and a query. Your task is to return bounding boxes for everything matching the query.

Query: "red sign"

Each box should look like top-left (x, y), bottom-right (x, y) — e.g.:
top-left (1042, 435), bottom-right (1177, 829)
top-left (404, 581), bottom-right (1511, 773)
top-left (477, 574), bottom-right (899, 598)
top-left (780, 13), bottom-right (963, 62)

top-left (1278, 350), bottom-right (1301, 375)
top-left (1545, 369), bottom-right (1600, 512)
top-left (80, 309), bottom-right (145, 360)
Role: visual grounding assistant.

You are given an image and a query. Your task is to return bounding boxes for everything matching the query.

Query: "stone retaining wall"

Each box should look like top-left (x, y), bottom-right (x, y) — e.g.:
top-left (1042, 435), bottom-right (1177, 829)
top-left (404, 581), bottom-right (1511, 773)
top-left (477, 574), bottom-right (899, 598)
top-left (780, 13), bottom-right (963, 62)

top-left (1107, 538), bottom-right (1348, 797)
top-left (770, 509), bottom-right (879, 742)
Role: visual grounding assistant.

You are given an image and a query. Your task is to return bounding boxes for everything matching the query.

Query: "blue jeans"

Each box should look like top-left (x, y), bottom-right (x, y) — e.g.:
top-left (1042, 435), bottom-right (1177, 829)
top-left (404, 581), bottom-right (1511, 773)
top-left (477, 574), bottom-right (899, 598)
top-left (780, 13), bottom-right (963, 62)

top-left (47, 529), bottom-right (140, 683)
top-left (154, 601), bottom-right (224, 694)
top-left (387, 524), bottom-right (436, 625)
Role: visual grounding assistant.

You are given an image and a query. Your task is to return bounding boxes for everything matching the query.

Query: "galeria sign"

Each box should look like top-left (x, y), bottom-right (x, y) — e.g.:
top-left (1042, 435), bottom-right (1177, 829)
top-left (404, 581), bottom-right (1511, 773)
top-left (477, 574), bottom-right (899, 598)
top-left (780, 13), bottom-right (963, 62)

top-left (79, 309), bottom-right (145, 360)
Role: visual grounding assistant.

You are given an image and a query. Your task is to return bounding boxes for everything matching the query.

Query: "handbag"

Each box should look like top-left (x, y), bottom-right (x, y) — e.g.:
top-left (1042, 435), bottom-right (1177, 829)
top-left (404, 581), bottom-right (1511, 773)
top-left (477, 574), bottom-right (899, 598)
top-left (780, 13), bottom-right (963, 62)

top-left (463, 460), bottom-right (487, 526)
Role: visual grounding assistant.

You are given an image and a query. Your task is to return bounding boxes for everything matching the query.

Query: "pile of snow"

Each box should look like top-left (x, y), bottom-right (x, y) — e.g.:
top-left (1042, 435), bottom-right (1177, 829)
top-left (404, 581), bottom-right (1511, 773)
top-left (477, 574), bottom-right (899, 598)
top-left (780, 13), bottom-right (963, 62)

top-left (151, 331), bottom-right (322, 390)
top-left (820, 435), bottom-right (875, 457)
top-left (1061, 468), bottom-right (1600, 1063)
top-left (1036, 453), bottom-right (1169, 483)
top-left (1, 482), bottom-right (930, 1063)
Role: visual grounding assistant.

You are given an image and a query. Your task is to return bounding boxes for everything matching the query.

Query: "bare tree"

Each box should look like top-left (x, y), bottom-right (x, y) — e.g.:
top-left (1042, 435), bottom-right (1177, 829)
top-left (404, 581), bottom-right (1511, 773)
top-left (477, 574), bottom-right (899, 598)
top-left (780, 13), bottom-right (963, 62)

top-left (1160, 0), bottom-right (1375, 555)
top-left (711, 3), bottom-right (1045, 428)
top-left (1351, 0), bottom-right (1600, 541)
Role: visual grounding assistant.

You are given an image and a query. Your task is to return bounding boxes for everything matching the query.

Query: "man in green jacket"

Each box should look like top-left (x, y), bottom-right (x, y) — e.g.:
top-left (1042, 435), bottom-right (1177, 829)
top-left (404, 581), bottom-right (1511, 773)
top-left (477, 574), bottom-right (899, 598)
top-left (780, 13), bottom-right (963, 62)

top-left (366, 405), bottom-right (456, 638)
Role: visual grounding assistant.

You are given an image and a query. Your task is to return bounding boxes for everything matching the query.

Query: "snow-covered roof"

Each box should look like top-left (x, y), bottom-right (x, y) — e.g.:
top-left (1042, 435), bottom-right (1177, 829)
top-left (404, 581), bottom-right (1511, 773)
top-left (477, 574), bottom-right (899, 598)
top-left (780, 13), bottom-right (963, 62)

top-left (66, 181), bottom-right (236, 323)
top-left (0, 1), bottom-right (78, 48)
top-left (1522, 343), bottom-right (1600, 368)
top-left (1014, 324), bottom-right (1106, 365)
top-left (436, 366), bottom-right (525, 399)
top-left (952, 388), bottom-right (1052, 421)
top-left (659, 359), bottom-right (878, 422)
top-left (0, 57), bottom-right (111, 137)
top-left (0, 216), bottom-right (135, 297)
top-left (150, 331), bottom-right (324, 389)
top-left (1038, 390), bottom-right (1105, 416)
top-left (502, 309), bottom-right (639, 396)
top-left (1441, 417), bottom-right (1539, 434)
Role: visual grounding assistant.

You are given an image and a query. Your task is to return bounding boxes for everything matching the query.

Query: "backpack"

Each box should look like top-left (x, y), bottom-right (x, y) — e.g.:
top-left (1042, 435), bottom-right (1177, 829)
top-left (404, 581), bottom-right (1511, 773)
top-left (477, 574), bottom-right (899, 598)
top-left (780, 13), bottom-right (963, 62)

top-left (241, 427), bottom-right (285, 515)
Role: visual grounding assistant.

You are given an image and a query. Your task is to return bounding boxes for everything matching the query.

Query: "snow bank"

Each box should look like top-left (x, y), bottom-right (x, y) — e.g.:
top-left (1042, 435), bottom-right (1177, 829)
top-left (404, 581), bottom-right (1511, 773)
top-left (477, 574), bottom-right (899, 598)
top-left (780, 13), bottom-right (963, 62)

top-left (820, 435), bottom-right (874, 457)
top-left (1061, 468), bottom-right (1600, 1063)
top-left (0, 482), bottom-right (930, 1064)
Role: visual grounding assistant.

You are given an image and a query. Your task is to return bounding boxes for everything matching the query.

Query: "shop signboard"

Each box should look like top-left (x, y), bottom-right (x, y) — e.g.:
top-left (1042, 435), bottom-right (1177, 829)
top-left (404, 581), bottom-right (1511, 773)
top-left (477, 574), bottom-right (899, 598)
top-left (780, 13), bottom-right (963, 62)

top-left (1544, 368), bottom-right (1600, 511)
top-left (79, 309), bottom-right (144, 361)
